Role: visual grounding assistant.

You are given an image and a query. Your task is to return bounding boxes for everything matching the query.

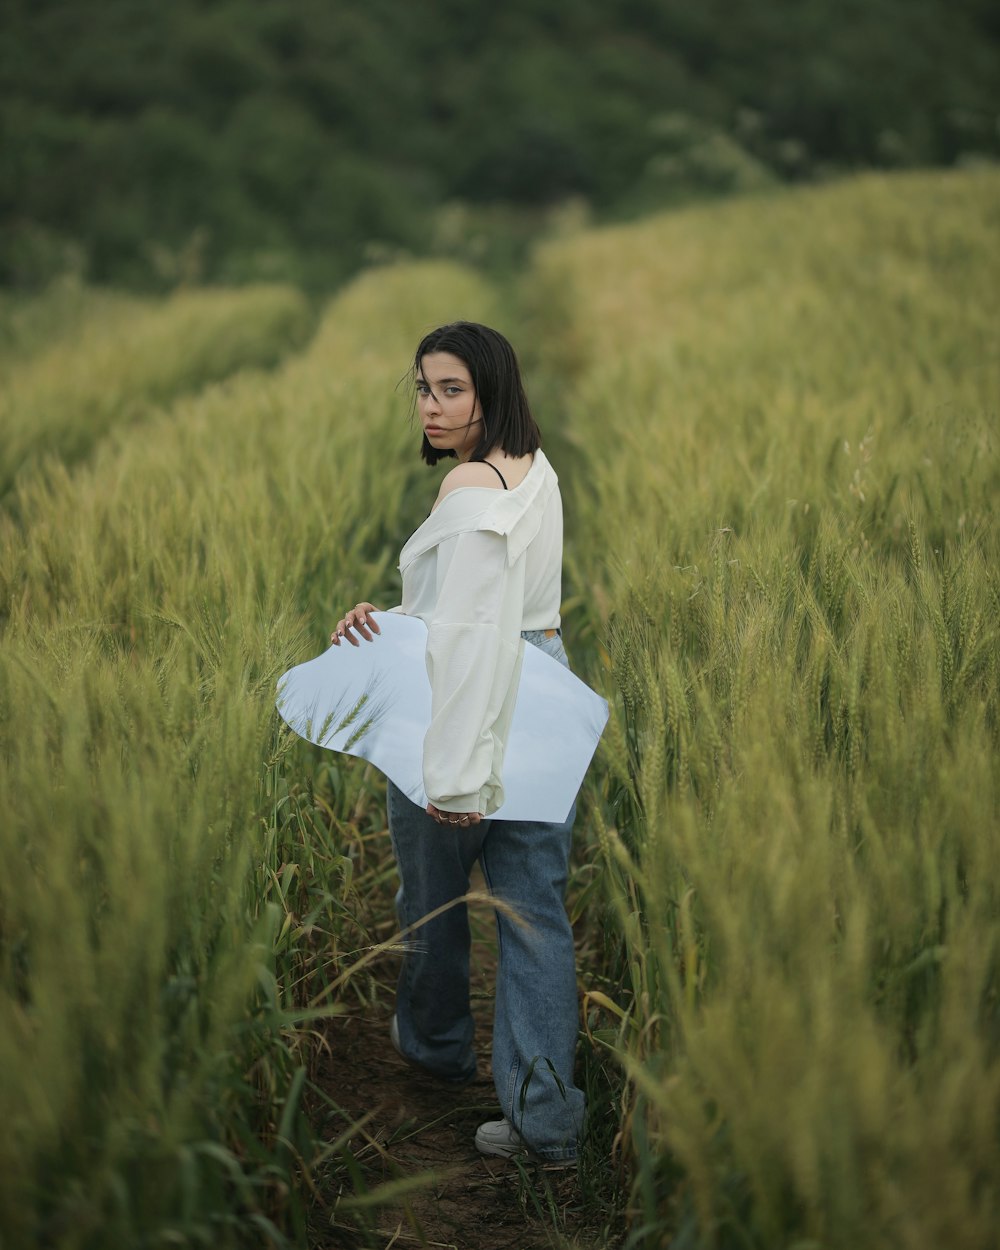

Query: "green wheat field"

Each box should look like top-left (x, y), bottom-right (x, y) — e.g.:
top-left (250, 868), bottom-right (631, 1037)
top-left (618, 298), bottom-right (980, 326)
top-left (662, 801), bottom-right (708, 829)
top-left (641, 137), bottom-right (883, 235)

top-left (1, 168), bottom-right (997, 1249)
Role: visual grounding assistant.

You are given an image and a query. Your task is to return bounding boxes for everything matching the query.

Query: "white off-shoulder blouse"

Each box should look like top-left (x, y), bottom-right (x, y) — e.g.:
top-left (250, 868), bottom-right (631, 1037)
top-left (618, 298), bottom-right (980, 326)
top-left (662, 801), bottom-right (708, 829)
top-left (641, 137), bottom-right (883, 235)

top-left (392, 449), bottom-right (563, 816)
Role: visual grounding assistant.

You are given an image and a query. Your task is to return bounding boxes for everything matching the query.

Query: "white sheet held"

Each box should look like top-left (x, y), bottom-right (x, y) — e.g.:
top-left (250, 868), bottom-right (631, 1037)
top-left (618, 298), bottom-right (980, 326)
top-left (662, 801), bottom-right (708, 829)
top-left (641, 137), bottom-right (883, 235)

top-left (275, 611), bottom-right (608, 823)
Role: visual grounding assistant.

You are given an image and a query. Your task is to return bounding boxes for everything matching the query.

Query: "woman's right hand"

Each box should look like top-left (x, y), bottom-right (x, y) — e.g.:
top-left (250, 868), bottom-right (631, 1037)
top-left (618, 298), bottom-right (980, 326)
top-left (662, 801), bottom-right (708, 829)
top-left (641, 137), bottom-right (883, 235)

top-left (331, 602), bottom-right (381, 646)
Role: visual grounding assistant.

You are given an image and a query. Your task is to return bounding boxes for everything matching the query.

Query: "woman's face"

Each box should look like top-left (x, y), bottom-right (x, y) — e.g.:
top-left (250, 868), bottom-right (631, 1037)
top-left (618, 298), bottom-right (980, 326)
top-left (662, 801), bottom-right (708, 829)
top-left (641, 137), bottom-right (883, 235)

top-left (416, 351), bottom-right (483, 462)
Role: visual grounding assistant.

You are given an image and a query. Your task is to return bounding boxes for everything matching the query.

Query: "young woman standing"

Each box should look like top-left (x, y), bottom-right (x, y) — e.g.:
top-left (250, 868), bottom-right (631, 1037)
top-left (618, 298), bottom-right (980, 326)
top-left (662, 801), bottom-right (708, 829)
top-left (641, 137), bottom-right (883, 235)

top-left (331, 322), bottom-right (583, 1165)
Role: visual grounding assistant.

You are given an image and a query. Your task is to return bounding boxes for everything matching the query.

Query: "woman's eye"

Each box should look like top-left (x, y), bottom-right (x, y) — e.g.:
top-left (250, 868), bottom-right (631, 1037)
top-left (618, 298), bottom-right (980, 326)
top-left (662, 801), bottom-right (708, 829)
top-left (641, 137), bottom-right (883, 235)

top-left (416, 383), bottom-right (463, 396)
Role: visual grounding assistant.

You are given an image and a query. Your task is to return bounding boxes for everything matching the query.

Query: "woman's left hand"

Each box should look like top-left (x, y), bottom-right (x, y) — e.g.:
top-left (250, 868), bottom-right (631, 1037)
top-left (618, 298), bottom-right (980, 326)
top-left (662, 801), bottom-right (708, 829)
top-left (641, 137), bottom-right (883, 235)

top-left (331, 601), bottom-right (381, 646)
top-left (426, 804), bottom-right (481, 828)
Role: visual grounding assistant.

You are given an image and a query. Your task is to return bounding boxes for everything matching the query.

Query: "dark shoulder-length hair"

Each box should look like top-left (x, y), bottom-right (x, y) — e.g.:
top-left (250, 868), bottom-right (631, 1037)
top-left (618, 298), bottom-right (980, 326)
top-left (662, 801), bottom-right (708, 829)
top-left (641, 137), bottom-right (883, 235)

top-left (411, 321), bottom-right (542, 466)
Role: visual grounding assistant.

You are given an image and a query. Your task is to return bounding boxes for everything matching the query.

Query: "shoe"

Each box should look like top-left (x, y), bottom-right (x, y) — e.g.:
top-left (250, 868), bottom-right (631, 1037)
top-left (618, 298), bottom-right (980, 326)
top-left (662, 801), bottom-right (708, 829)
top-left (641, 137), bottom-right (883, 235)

top-left (389, 1013), bottom-right (404, 1059)
top-left (475, 1117), bottom-right (524, 1159)
top-left (475, 1117), bottom-right (579, 1168)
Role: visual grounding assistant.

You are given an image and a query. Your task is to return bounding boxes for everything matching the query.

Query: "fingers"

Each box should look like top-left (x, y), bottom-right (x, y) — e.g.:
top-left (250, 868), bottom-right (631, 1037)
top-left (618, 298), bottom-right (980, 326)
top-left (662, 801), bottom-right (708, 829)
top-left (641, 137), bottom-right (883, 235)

top-left (330, 617), bottom-right (357, 646)
top-left (345, 602), bottom-right (377, 643)
top-left (330, 602), bottom-right (381, 646)
top-left (425, 804), bottom-right (481, 828)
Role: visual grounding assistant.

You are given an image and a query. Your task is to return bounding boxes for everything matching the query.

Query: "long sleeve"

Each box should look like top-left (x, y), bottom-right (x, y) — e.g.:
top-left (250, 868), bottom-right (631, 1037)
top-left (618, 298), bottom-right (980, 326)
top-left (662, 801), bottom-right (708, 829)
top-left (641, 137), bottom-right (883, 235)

top-left (422, 528), bottom-right (526, 815)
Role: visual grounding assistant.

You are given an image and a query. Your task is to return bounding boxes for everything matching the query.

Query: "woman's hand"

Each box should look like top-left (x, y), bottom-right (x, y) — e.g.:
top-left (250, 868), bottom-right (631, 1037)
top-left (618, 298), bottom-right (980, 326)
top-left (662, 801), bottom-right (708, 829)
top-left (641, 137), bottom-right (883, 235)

top-left (426, 803), bottom-right (482, 828)
top-left (331, 602), bottom-right (381, 646)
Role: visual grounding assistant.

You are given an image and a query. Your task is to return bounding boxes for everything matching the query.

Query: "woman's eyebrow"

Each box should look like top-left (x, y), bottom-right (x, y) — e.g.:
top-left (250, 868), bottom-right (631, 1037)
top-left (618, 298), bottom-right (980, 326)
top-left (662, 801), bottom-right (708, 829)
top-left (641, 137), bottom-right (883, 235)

top-left (416, 375), bottom-right (468, 385)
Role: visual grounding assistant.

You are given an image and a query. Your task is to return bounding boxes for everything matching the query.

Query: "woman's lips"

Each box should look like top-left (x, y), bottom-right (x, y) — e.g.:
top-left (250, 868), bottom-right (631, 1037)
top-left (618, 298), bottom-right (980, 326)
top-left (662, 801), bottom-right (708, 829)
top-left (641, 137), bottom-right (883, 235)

top-left (424, 426), bottom-right (445, 434)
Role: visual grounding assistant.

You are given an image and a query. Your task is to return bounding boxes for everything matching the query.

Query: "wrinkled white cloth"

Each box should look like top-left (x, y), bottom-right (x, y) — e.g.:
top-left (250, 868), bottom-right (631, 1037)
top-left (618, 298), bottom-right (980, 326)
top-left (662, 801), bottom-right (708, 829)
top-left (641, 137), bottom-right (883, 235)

top-left (276, 612), bottom-right (606, 821)
top-left (393, 450), bottom-right (563, 815)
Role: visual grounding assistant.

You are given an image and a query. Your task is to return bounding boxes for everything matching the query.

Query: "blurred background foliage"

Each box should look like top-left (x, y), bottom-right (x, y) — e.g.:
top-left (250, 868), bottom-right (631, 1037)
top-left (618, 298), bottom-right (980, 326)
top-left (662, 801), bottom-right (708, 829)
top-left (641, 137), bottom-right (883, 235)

top-left (1, 0), bottom-right (998, 291)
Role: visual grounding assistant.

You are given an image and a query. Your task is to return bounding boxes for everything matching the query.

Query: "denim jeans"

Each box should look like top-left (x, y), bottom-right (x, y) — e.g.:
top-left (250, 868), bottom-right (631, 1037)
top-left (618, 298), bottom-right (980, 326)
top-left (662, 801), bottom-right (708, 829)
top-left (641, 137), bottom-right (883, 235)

top-left (387, 629), bottom-right (584, 1162)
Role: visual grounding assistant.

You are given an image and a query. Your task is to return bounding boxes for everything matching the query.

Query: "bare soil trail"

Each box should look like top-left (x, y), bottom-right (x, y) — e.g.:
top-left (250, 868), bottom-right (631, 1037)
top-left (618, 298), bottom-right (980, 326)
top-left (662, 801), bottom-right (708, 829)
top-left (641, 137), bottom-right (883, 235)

top-left (307, 869), bottom-right (607, 1250)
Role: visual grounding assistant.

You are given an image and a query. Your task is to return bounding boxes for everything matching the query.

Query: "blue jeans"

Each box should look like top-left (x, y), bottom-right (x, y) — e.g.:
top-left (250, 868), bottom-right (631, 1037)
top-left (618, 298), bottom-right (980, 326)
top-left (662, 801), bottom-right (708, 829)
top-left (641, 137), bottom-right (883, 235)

top-left (387, 630), bottom-right (584, 1162)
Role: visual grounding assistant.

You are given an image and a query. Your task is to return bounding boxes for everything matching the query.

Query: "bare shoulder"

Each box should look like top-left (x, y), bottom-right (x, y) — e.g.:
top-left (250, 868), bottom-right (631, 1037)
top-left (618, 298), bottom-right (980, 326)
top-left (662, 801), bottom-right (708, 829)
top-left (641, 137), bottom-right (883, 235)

top-left (436, 461), bottom-right (507, 503)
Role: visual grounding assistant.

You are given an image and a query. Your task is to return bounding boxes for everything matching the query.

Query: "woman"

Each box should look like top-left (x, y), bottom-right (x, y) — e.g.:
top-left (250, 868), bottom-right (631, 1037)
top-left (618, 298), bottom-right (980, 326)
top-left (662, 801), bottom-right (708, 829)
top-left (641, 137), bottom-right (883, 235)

top-left (331, 321), bottom-right (584, 1165)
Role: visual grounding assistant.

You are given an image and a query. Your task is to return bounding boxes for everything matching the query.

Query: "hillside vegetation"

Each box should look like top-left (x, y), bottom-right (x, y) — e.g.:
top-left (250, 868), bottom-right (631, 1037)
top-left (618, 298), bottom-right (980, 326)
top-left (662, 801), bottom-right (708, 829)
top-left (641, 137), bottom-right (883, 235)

top-left (1, 168), bottom-right (998, 1248)
top-left (2, 0), bottom-right (997, 288)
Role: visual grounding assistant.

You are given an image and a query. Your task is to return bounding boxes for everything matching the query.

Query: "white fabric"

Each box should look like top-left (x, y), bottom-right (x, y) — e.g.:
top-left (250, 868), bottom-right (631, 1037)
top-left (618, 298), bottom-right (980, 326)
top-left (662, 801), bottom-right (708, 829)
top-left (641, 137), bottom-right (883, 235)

top-left (274, 612), bottom-right (608, 822)
top-left (394, 449), bottom-right (564, 815)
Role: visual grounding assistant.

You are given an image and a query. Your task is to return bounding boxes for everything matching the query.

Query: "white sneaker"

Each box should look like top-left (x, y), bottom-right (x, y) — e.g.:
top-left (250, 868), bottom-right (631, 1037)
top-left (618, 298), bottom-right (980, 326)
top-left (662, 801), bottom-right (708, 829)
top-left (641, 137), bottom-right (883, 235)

top-left (475, 1117), bottom-right (525, 1159)
top-left (475, 1117), bottom-right (579, 1168)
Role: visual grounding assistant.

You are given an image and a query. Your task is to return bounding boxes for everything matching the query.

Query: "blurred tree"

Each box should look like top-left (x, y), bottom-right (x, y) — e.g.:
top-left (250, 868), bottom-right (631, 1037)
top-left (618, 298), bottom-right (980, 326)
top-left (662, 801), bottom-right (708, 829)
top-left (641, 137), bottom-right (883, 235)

top-left (0, 0), bottom-right (996, 289)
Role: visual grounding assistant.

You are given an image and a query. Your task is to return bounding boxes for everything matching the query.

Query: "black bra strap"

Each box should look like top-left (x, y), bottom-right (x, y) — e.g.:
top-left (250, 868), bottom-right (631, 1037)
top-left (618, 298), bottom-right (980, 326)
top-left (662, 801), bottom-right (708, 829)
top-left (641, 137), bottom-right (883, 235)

top-left (480, 461), bottom-right (508, 490)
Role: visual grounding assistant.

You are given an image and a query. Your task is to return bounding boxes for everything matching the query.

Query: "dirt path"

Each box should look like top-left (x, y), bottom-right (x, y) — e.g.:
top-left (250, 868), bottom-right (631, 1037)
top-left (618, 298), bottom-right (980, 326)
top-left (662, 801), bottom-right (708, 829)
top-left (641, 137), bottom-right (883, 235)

top-left (307, 872), bottom-right (603, 1249)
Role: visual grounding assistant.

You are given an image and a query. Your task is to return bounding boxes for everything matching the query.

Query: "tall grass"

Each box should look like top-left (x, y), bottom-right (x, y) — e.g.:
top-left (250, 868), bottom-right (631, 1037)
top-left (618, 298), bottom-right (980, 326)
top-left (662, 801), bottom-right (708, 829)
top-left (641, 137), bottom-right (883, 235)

top-left (0, 282), bottom-right (315, 501)
top-left (3, 167), bottom-right (998, 1248)
top-left (0, 277), bottom-right (145, 361)
top-left (527, 168), bottom-right (1000, 1247)
top-left (0, 261), bottom-right (499, 1248)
